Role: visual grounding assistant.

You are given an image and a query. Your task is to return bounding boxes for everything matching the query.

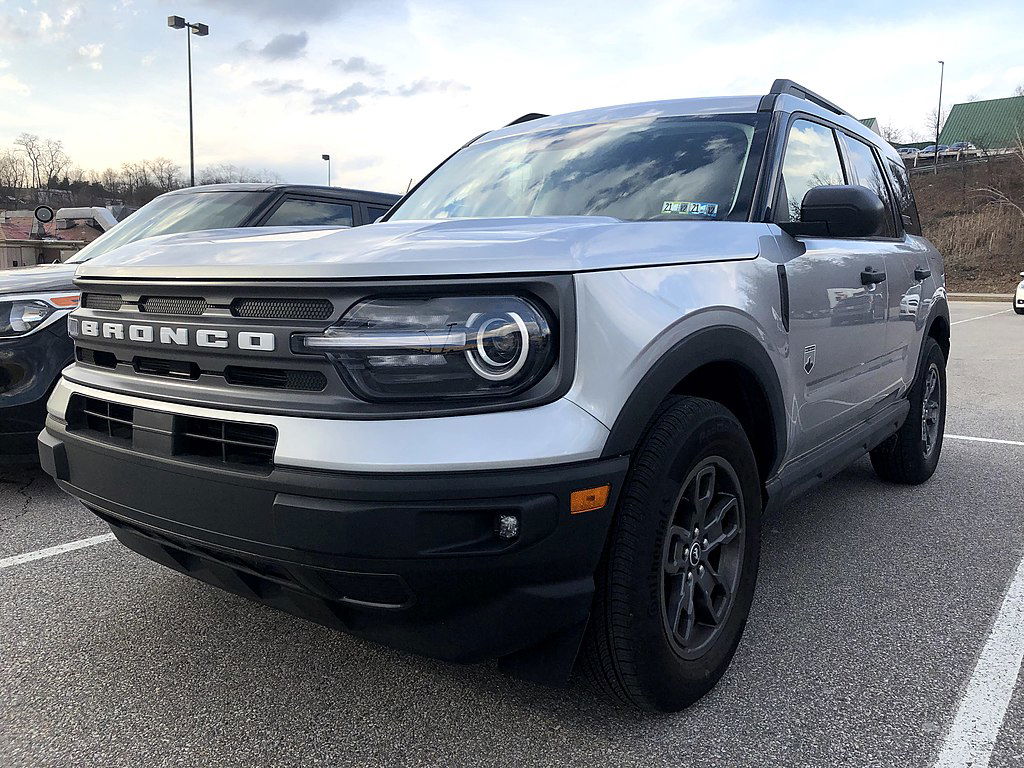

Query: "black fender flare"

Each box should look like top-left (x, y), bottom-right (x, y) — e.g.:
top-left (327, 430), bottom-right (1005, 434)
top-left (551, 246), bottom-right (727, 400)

top-left (915, 295), bottom-right (951, 382)
top-left (601, 326), bottom-right (787, 477)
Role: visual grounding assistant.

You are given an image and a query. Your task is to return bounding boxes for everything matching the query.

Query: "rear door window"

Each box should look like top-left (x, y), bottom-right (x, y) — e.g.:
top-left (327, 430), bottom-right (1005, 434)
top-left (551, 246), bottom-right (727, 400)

top-left (842, 136), bottom-right (898, 237)
top-left (262, 198), bottom-right (354, 227)
top-left (366, 205), bottom-right (390, 223)
top-left (776, 119), bottom-right (846, 223)
top-left (887, 161), bottom-right (922, 236)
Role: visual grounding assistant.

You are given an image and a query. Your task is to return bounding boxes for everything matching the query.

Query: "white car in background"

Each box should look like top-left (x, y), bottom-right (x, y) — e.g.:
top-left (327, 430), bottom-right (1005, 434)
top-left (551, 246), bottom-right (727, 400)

top-left (1015, 272), bottom-right (1024, 315)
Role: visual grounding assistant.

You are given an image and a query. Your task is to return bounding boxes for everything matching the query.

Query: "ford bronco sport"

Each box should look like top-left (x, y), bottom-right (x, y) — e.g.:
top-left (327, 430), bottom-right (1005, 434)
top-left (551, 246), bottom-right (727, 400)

top-left (39, 80), bottom-right (949, 712)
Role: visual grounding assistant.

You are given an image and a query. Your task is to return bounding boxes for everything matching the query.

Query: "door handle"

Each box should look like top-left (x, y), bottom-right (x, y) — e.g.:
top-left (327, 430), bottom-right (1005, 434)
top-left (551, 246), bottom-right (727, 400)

top-left (861, 267), bottom-right (887, 285)
top-left (914, 267), bottom-right (932, 280)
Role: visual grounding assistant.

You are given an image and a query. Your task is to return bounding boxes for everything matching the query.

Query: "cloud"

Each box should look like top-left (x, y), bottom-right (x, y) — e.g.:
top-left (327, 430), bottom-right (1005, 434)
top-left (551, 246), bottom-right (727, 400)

top-left (255, 78), bottom-right (307, 96)
top-left (331, 56), bottom-right (385, 78)
top-left (140, 54), bottom-right (155, 67)
top-left (0, 72), bottom-right (30, 95)
top-left (197, 0), bottom-right (357, 22)
top-left (310, 85), bottom-right (369, 114)
top-left (75, 42), bottom-right (104, 71)
top-left (238, 31), bottom-right (309, 61)
top-left (394, 78), bottom-right (469, 97)
top-left (38, 11), bottom-right (53, 33)
top-left (61, 5), bottom-right (81, 26)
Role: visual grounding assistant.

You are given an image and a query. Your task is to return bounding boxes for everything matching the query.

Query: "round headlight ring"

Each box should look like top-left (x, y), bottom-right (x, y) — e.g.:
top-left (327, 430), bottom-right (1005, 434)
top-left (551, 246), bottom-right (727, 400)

top-left (465, 311), bottom-right (531, 381)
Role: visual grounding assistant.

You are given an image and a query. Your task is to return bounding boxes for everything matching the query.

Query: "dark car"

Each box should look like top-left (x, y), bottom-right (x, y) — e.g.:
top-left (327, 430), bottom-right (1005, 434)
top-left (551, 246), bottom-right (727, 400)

top-left (0, 183), bottom-right (398, 461)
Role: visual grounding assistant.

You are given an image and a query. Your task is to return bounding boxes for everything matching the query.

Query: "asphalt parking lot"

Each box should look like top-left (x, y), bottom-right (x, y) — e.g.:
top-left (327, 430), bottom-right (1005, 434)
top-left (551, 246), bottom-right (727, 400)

top-left (2, 300), bottom-right (1022, 767)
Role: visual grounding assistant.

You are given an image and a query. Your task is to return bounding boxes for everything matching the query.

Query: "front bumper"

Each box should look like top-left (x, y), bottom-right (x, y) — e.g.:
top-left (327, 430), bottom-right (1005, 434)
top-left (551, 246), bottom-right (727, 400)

top-left (39, 412), bottom-right (628, 672)
top-left (0, 321), bottom-right (73, 459)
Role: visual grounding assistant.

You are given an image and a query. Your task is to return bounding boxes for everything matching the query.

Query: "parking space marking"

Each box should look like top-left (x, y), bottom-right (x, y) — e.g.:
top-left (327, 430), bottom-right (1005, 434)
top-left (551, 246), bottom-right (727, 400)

top-left (950, 309), bottom-right (1011, 325)
top-left (947, 435), bottom-right (1024, 448)
top-left (0, 533), bottom-right (115, 570)
top-left (934, 551), bottom-right (1024, 768)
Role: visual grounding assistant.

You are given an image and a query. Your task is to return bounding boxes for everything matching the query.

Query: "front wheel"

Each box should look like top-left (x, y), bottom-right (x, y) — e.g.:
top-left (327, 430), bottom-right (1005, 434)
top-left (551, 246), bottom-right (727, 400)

top-left (1014, 304), bottom-right (1024, 315)
top-left (582, 397), bottom-right (761, 712)
top-left (870, 336), bottom-right (946, 484)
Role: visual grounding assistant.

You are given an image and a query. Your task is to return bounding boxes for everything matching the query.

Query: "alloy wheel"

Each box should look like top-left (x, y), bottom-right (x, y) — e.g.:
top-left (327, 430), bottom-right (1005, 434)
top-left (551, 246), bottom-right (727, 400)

top-left (661, 457), bottom-right (745, 659)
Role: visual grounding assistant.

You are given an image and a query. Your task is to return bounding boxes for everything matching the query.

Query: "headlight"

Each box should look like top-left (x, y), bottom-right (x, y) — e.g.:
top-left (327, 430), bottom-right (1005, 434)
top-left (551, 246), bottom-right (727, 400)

top-left (296, 295), bottom-right (555, 401)
top-left (0, 294), bottom-right (80, 339)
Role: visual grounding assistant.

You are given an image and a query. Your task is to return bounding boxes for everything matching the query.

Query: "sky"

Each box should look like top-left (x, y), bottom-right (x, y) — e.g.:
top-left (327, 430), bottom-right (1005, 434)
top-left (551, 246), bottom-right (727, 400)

top-left (1, 0), bottom-right (1023, 193)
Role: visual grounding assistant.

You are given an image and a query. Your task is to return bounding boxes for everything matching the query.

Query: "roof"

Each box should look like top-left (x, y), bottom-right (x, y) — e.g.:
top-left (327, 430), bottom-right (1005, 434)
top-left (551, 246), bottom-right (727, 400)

top-left (0, 216), bottom-right (103, 246)
top-left (163, 183), bottom-right (401, 204)
top-left (859, 117), bottom-right (879, 133)
top-left (939, 95), bottom-right (1024, 149)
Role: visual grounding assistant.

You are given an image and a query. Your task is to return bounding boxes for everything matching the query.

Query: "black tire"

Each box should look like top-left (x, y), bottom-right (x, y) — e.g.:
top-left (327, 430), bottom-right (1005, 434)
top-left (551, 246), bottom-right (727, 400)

top-left (870, 336), bottom-right (946, 484)
top-left (582, 396), bottom-right (761, 712)
top-left (1014, 305), bottom-right (1024, 315)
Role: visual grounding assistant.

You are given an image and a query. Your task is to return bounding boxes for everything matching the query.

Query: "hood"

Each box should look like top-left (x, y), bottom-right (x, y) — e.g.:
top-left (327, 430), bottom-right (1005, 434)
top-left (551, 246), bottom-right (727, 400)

top-left (75, 217), bottom-right (772, 281)
top-left (0, 263), bottom-right (78, 296)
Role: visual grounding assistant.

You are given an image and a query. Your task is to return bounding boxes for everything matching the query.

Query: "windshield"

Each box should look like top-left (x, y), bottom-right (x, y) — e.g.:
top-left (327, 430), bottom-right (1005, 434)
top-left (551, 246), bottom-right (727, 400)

top-left (390, 114), bottom-right (765, 222)
top-left (66, 190), bottom-right (270, 263)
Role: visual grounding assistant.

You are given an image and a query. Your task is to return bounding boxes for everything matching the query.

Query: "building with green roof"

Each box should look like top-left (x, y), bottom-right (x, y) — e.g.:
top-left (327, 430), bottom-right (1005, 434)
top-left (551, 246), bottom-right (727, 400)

top-left (939, 95), bottom-right (1024, 149)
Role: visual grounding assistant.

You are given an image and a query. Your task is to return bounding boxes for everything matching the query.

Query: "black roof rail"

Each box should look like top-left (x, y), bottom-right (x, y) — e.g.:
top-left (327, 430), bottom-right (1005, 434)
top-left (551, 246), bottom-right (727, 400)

top-left (505, 112), bottom-right (549, 126)
top-left (767, 79), bottom-right (849, 117)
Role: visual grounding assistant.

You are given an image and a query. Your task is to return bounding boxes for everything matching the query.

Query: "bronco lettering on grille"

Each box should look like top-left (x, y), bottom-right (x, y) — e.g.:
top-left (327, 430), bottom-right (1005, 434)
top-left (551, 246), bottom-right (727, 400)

top-left (70, 317), bottom-right (276, 352)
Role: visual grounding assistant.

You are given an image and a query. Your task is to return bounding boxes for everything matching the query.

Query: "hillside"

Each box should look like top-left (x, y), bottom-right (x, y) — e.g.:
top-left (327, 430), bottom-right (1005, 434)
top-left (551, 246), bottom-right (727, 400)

top-left (911, 155), bottom-right (1024, 293)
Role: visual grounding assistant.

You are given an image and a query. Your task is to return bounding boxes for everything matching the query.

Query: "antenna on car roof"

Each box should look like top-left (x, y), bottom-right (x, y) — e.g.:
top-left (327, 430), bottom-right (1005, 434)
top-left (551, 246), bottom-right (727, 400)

top-left (505, 113), bottom-right (549, 126)
top-left (768, 79), bottom-right (850, 117)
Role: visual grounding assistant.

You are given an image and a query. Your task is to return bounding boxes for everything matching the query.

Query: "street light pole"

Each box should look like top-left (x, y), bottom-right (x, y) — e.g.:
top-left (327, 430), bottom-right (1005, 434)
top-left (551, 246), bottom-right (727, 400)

top-left (168, 16), bottom-right (210, 187)
top-left (935, 59), bottom-right (945, 175)
top-left (322, 154), bottom-right (331, 186)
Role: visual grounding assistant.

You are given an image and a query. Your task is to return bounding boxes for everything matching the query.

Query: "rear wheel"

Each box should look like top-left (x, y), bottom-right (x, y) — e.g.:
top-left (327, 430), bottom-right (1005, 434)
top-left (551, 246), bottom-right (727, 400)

top-left (582, 397), bottom-right (761, 712)
top-left (1014, 304), bottom-right (1024, 315)
top-left (870, 336), bottom-right (946, 484)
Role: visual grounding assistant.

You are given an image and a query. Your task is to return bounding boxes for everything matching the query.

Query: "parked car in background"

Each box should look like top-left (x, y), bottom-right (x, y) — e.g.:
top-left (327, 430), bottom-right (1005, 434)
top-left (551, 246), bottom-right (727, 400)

top-left (920, 145), bottom-right (950, 154)
top-left (948, 141), bottom-right (976, 151)
top-left (896, 147), bottom-right (919, 157)
top-left (1, 183), bottom-right (399, 462)
top-left (1015, 272), bottom-right (1024, 315)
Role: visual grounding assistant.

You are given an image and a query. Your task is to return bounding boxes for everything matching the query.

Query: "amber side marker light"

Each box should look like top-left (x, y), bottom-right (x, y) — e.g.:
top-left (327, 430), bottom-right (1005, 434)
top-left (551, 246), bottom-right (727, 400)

top-left (50, 295), bottom-right (80, 308)
top-left (570, 484), bottom-right (610, 514)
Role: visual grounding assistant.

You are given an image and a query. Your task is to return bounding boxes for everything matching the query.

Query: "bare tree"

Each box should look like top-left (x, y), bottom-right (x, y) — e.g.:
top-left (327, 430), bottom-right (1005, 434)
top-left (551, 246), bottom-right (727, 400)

top-left (146, 157), bottom-right (181, 191)
top-left (39, 138), bottom-right (70, 188)
top-left (879, 123), bottom-right (903, 144)
top-left (0, 149), bottom-right (29, 190)
top-left (926, 106), bottom-right (951, 144)
top-left (1014, 83), bottom-right (1024, 98)
top-left (14, 133), bottom-right (43, 188)
top-left (198, 163), bottom-right (280, 185)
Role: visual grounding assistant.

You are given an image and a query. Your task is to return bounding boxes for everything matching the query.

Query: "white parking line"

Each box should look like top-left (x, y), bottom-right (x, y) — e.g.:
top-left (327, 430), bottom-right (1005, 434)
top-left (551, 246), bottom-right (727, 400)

top-left (947, 435), bottom-right (1024, 448)
top-left (951, 309), bottom-right (1010, 325)
top-left (933, 552), bottom-right (1024, 768)
top-left (0, 533), bottom-right (115, 570)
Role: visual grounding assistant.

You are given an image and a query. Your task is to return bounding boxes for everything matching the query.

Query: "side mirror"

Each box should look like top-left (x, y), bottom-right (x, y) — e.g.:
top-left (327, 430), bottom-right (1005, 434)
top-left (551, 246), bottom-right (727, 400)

top-left (779, 185), bottom-right (886, 238)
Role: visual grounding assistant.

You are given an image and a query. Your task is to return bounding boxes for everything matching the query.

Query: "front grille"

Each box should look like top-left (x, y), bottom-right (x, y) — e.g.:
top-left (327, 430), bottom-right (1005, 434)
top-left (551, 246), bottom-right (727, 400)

top-left (81, 293), bottom-right (123, 311)
top-left (231, 298), bottom-right (334, 320)
top-left (175, 416), bottom-right (276, 468)
top-left (140, 296), bottom-right (208, 315)
top-left (134, 357), bottom-right (200, 380)
top-left (69, 396), bottom-right (134, 444)
top-left (67, 394), bottom-right (277, 471)
top-left (224, 366), bottom-right (327, 391)
top-left (76, 347), bottom-right (117, 369)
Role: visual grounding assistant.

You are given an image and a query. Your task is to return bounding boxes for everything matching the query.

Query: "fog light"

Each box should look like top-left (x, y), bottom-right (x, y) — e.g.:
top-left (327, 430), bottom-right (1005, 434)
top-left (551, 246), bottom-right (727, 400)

top-left (496, 514), bottom-right (519, 540)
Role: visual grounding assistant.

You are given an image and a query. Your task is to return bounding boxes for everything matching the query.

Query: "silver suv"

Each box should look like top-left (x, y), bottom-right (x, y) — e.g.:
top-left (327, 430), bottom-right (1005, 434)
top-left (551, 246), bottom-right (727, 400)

top-left (39, 80), bottom-right (948, 712)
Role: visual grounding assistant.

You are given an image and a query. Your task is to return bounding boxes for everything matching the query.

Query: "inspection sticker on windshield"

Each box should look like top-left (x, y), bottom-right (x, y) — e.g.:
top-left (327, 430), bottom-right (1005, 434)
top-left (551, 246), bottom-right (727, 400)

top-left (662, 201), bottom-right (719, 217)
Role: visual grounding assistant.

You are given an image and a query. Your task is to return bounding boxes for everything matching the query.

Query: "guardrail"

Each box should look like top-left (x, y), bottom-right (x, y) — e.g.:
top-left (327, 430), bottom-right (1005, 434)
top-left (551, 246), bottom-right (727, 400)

top-left (905, 147), bottom-right (1017, 173)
